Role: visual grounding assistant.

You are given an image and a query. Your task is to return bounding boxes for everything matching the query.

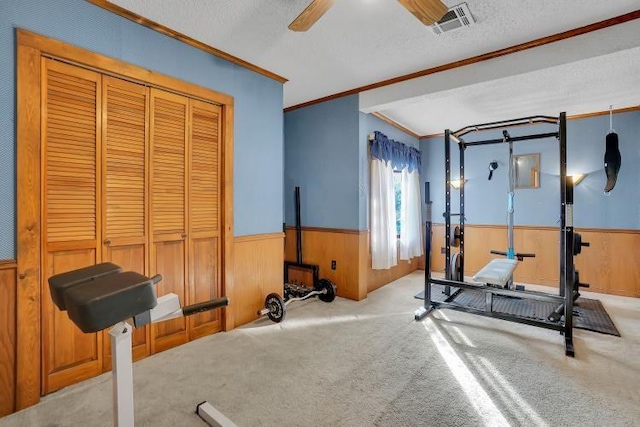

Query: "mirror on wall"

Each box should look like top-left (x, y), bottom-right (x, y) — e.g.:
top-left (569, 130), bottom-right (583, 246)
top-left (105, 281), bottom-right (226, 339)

top-left (514, 153), bottom-right (540, 189)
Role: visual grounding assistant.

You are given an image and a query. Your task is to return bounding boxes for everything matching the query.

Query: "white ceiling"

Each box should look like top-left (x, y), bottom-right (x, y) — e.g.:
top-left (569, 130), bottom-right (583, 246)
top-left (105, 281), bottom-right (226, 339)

top-left (109, 0), bottom-right (640, 135)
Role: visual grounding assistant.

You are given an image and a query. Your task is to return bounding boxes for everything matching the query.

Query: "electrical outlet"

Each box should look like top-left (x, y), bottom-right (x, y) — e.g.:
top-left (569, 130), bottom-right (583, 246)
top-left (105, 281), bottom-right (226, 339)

top-left (331, 260), bottom-right (337, 270)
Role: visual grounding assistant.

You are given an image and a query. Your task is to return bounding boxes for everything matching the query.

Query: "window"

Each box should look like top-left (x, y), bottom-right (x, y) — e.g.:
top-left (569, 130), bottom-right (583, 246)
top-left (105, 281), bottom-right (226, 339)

top-left (370, 131), bottom-right (423, 269)
top-left (394, 171), bottom-right (402, 237)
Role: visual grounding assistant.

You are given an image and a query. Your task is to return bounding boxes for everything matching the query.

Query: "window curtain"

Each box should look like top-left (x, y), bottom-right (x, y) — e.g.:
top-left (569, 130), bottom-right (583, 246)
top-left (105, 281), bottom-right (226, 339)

top-left (400, 167), bottom-right (423, 260)
top-left (370, 131), bottom-right (423, 270)
top-left (370, 158), bottom-right (396, 269)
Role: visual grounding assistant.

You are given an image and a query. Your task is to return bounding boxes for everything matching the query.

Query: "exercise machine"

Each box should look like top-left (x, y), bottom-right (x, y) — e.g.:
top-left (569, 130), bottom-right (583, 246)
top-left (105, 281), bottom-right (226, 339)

top-left (48, 263), bottom-right (235, 427)
top-left (258, 186), bottom-right (337, 323)
top-left (415, 113), bottom-right (590, 357)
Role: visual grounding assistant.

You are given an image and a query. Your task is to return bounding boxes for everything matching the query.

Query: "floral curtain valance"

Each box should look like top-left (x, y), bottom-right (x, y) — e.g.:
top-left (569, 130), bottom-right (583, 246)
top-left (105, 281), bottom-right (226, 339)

top-left (370, 131), bottom-right (422, 173)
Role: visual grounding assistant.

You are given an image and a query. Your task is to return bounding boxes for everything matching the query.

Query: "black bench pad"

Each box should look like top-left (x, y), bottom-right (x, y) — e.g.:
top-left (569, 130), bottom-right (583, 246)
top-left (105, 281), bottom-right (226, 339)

top-left (49, 263), bottom-right (159, 333)
top-left (49, 262), bottom-right (123, 311)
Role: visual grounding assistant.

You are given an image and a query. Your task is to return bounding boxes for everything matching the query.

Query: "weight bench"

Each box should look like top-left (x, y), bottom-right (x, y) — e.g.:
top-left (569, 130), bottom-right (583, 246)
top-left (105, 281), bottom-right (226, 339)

top-left (472, 258), bottom-right (519, 288)
top-left (48, 263), bottom-right (235, 427)
top-left (471, 258), bottom-right (520, 312)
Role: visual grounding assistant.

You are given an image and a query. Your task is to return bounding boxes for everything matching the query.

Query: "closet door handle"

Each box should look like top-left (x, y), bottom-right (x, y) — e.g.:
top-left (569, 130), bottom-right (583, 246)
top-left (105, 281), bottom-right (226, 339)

top-left (104, 239), bottom-right (111, 246)
top-left (181, 233), bottom-right (187, 240)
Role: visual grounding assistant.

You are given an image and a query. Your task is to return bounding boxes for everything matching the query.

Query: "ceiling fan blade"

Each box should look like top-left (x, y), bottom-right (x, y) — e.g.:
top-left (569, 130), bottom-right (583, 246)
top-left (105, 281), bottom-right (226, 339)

top-left (289, 0), bottom-right (337, 32)
top-left (397, 0), bottom-right (449, 26)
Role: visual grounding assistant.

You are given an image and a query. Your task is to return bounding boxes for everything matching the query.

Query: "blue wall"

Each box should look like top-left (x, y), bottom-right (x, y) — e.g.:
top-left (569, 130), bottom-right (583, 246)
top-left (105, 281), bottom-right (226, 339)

top-left (284, 95), bottom-right (361, 229)
top-left (0, 0), bottom-right (284, 258)
top-left (421, 111), bottom-right (640, 229)
top-left (283, 95), bottom-right (420, 231)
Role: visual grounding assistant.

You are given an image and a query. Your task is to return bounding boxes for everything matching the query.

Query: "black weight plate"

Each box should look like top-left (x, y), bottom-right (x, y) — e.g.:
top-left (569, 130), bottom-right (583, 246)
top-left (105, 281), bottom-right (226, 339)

top-left (265, 293), bottom-right (286, 323)
top-left (445, 253), bottom-right (453, 280)
top-left (316, 278), bottom-right (337, 303)
top-left (573, 233), bottom-right (582, 255)
top-left (450, 252), bottom-right (462, 282)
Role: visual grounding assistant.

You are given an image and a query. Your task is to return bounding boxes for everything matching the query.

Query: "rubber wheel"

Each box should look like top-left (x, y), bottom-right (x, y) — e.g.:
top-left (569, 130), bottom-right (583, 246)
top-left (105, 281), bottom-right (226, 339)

top-left (264, 293), bottom-right (286, 323)
top-left (315, 278), bottom-right (337, 303)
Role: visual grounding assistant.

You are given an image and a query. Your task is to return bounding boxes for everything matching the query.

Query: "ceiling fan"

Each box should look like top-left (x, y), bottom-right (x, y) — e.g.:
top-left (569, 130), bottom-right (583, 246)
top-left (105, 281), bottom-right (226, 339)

top-left (289, 0), bottom-right (449, 32)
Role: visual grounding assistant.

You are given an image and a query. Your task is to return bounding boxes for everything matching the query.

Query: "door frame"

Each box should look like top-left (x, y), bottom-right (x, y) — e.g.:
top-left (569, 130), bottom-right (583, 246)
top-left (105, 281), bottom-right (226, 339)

top-left (16, 29), bottom-right (235, 410)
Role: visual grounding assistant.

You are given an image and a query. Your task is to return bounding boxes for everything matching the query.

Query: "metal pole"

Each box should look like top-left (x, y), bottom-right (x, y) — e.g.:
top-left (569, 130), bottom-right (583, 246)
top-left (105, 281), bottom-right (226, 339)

top-left (415, 182), bottom-right (434, 321)
top-left (559, 116), bottom-right (566, 298)
top-left (444, 130), bottom-right (452, 296)
top-left (110, 322), bottom-right (134, 427)
top-left (564, 175), bottom-right (575, 356)
top-left (559, 112), bottom-right (574, 356)
top-left (295, 186), bottom-right (303, 265)
top-left (507, 138), bottom-right (515, 260)
top-left (425, 182), bottom-right (432, 305)
top-left (459, 139), bottom-right (465, 279)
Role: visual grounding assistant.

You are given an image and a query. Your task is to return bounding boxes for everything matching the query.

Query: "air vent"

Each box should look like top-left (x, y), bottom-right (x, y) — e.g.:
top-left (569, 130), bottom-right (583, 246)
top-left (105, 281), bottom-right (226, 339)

top-left (431, 2), bottom-right (475, 35)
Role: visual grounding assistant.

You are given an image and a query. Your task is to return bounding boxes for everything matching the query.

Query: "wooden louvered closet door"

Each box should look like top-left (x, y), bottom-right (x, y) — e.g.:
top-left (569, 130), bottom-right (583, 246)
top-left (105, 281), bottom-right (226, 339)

top-left (41, 58), bottom-right (103, 394)
top-left (101, 76), bottom-right (150, 369)
top-left (188, 100), bottom-right (223, 339)
top-left (149, 88), bottom-right (189, 353)
top-left (37, 60), bottom-right (225, 394)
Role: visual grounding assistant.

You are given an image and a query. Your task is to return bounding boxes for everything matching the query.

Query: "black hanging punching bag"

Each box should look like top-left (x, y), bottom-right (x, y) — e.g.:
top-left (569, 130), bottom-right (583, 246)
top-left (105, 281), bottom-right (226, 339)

top-left (604, 131), bottom-right (621, 193)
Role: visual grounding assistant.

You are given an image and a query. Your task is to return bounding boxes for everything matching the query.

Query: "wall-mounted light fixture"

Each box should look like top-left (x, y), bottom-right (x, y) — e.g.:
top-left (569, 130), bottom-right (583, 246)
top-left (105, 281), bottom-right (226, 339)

top-left (570, 173), bottom-right (586, 185)
top-left (450, 179), bottom-right (466, 189)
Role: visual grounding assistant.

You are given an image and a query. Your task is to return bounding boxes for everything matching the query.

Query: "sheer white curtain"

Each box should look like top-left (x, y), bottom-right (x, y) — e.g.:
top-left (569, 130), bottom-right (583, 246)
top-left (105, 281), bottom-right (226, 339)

top-left (370, 158), bottom-right (397, 269)
top-left (400, 168), bottom-right (423, 260)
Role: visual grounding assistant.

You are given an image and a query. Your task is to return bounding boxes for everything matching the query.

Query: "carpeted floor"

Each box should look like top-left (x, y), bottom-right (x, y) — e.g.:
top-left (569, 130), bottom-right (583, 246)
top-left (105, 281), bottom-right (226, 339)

top-left (2, 271), bottom-right (639, 426)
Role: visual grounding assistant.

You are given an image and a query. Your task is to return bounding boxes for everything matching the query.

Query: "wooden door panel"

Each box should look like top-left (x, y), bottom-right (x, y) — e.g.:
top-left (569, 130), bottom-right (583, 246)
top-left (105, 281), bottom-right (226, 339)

top-left (188, 100), bottom-right (223, 339)
top-left (42, 59), bottom-right (102, 395)
top-left (103, 76), bottom-right (147, 242)
top-left (102, 244), bottom-right (149, 367)
top-left (189, 236), bottom-right (221, 339)
top-left (150, 89), bottom-right (188, 353)
top-left (44, 65), bottom-right (99, 244)
top-left (150, 90), bottom-right (187, 236)
top-left (101, 76), bottom-right (150, 368)
top-left (42, 249), bottom-right (101, 394)
top-left (152, 240), bottom-right (187, 353)
top-left (190, 101), bottom-right (221, 234)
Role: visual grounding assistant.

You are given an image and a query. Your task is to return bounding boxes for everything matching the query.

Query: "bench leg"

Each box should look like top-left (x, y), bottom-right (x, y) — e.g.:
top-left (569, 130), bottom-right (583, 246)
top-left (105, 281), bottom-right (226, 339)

top-left (110, 322), bottom-right (134, 427)
top-left (485, 292), bottom-right (493, 312)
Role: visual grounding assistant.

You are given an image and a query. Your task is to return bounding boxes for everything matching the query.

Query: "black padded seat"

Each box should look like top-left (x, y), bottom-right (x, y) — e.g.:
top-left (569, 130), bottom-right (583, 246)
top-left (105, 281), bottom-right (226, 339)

top-left (49, 263), bottom-right (159, 333)
top-left (49, 262), bottom-right (123, 310)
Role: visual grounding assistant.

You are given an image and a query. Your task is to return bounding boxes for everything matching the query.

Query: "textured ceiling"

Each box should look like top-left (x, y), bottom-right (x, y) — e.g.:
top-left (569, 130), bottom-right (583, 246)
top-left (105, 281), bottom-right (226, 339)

top-left (380, 46), bottom-right (640, 135)
top-left (109, 0), bottom-right (640, 135)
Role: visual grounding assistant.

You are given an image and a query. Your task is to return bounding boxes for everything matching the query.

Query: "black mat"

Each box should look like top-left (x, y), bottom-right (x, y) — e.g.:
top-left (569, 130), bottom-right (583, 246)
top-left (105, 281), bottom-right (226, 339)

top-left (415, 285), bottom-right (620, 337)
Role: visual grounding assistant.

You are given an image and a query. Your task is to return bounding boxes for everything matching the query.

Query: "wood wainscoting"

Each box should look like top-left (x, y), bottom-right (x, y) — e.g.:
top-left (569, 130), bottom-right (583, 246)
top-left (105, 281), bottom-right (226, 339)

top-left (365, 233), bottom-right (421, 293)
top-left (233, 233), bottom-right (285, 326)
top-left (284, 227), bottom-right (367, 300)
top-left (0, 261), bottom-right (17, 417)
top-left (425, 224), bottom-right (640, 297)
top-left (284, 227), bottom-right (421, 300)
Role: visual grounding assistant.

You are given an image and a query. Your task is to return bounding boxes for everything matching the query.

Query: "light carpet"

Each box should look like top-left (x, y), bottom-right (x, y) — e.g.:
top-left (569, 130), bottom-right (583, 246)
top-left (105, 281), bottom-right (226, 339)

top-left (1, 271), bottom-right (639, 427)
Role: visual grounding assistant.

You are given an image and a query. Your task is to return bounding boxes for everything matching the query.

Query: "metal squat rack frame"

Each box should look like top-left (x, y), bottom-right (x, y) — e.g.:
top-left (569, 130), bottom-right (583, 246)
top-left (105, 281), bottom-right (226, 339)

top-left (415, 112), bottom-right (579, 357)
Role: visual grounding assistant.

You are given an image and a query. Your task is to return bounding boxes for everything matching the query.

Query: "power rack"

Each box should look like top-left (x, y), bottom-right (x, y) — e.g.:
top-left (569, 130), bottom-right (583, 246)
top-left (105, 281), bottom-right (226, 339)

top-left (415, 112), bottom-right (586, 357)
